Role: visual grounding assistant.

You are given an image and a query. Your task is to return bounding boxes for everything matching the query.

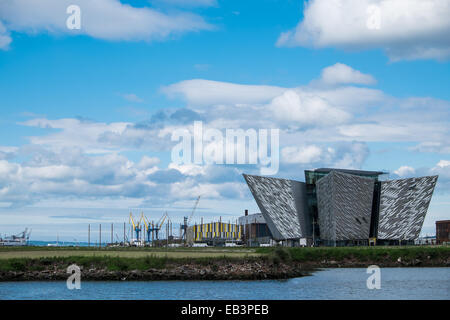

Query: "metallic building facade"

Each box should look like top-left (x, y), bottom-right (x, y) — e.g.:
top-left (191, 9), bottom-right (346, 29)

top-left (243, 168), bottom-right (438, 244)
top-left (243, 174), bottom-right (309, 240)
top-left (316, 171), bottom-right (374, 241)
top-left (186, 222), bottom-right (242, 244)
top-left (377, 176), bottom-right (438, 240)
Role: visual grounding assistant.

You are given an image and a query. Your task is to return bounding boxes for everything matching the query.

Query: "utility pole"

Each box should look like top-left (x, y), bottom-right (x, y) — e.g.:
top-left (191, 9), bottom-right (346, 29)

top-left (99, 224), bottom-right (102, 248)
top-left (123, 222), bottom-right (126, 245)
top-left (88, 224), bottom-right (90, 247)
top-left (111, 223), bottom-right (113, 245)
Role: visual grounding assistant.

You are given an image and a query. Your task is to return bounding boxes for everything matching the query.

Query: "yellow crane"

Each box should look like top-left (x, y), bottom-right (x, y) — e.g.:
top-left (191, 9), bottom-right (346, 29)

top-left (155, 212), bottom-right (169, 240)
top-left (142, 212), bottom-right (169, 243)
top-left (129, 212), bottom-right (143, 242)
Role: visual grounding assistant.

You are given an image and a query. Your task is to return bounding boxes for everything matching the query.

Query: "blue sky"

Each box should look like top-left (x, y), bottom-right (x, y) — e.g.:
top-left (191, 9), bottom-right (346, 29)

top-left (0, 0), bottom-right (449, 241)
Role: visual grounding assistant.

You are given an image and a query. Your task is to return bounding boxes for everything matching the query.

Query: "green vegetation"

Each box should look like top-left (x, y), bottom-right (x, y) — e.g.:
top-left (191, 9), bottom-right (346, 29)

top-left (256, 246), bottom-right (450, 263)
top-left (0, 245), bottom-right (447, 273)
top-left (0, 248), bottom-right (260, 260)
top-left (0, 254), bottom-right (259, 272)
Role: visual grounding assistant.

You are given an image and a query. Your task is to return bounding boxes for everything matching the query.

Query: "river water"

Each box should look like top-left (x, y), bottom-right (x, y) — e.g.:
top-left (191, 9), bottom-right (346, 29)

top-left (0, 268), bottom-right (448, 300)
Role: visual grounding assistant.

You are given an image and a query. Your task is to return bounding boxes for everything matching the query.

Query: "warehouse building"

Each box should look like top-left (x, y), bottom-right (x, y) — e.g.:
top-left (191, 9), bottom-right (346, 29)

top-left (238, 210), bottom-right (273, 246)
top-left (436, 220), bottom-right (450, 244)
top-left (243, 168), bottom-right (438, 246)
top-left (186, 220), bottom-right (243, 246)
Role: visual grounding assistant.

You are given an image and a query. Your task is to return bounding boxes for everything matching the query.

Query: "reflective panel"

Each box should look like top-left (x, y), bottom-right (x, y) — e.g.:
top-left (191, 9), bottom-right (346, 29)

top-left (378, 176), bottom-right (438, 240)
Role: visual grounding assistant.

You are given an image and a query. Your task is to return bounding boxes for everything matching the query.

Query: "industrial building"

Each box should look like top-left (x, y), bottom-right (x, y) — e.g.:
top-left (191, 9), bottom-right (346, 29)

top-left (238, 210), bottom-right (273, 246)
top-left (436, 220), bottom-right (450, 244)
top-left (243, 168), bottom-right (438, 246)
top-left (186, 220), bottom-right (243, 246)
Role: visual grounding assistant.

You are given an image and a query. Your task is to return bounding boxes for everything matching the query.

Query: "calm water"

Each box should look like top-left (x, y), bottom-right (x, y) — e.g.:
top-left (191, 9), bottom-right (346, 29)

top-left (0, 268), bottom-right (448, 300)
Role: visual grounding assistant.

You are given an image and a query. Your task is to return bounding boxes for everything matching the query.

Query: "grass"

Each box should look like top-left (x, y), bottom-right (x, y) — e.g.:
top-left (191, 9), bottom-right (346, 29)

top-left (0, 248), bottom-right (260, 260)
top-left (0, 245), bottom-right (447, 272)
top-left (256, 246), bottom-right (450, 263)
top-left (0, 255), bottom-right (259, 272)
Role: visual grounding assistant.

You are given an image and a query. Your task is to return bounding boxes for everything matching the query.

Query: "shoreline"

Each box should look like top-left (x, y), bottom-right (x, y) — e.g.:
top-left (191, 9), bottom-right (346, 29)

top-left (1, 246), bottom-right (448, 281)
top-left (1, 259), bottom-right (448, 282)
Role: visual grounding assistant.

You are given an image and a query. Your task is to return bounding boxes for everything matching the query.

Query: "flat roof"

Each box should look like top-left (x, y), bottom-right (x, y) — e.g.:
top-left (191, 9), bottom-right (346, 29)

top-left (306, 168), bottom-right (388, 176)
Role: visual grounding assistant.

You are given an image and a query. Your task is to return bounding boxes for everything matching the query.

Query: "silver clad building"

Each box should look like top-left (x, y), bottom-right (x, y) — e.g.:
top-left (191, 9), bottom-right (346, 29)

top-left (243, 168), bottom-right (438, 246)
top-left (316, 171), bottom-right (374, 243)
top-left (377, 176), bottom-right (438, 240)
top-left (243, 174), bottom-right (310, 241)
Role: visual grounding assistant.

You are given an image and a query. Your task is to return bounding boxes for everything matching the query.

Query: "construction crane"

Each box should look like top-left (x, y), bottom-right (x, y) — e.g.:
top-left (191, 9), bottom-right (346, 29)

top-left (129, 212), bottom-right (143, 242)
top-left (141, 214), bottom-right (153, 243)
top-left (142, 212), bottom-right (168, 244)
top-left (154, 212), bottom-right (169, 240)
top-left (181, 195), bottom-right (201, 241)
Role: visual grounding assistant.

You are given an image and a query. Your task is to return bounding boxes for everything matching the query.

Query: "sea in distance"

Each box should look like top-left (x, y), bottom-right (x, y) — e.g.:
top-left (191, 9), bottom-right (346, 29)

top-left (0, 268), bottom-right (448, 300)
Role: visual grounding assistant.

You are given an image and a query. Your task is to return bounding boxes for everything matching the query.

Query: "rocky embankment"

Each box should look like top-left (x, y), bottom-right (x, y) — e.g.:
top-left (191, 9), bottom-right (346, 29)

top-left (0, 261), bottom-right (311, 281)
top-left (1, 253), bottom-right (448, 281)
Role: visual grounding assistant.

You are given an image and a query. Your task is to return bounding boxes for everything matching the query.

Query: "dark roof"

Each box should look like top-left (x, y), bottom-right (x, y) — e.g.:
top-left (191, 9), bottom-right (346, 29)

top-left (307, 168), bottom-right (388, 176)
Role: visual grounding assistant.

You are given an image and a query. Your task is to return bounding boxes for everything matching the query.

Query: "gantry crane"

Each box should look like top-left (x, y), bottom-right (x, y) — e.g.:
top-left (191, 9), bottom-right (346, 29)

top-left (142, 212), bottom-right (169, 244)
top-left (129, 212), bottom-right (143, 242)
top-left (154, 212), bottom-right (169, 240)
top-left (181, 195), bottom-right (201, 241)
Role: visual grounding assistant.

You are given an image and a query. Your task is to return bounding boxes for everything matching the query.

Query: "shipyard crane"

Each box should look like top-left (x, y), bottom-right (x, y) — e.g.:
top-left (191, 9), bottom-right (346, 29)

top-left (181, 195), bottom-right (201, 241)
top-left (141, 214), bottom-right (152, 243)
top-left (141, 212), bottom-right (164, 243)
top-left (129, 212), bottom-right (143, 241)
top-left (154, 212), bottom-right (169, 240)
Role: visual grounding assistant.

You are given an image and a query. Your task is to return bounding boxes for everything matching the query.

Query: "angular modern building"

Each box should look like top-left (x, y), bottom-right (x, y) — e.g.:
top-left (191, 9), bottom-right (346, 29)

top-left (243, 168), bottom-right (438, 246)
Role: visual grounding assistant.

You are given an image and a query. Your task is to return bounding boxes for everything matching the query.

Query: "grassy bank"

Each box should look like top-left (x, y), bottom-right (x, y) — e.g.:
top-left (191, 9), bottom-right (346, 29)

top-left (0, 249), bottom-right (259, 260)
top-left (258, 246), bottom-right (450, 265)
top-left (0, 246), bottom-right (448, 280)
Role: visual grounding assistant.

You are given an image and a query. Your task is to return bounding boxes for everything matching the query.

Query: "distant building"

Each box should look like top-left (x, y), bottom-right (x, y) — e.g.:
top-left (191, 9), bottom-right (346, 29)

top-left (186, 220), bottom-right (242, 246)
top-left (243, 168), bottom-right (438, 246)
top-left (436, 220), bottom-right (450, 244)
top-left (238, 210), bottom-right (273, 246)
top-left (415, 235), bottom-right (436, 245)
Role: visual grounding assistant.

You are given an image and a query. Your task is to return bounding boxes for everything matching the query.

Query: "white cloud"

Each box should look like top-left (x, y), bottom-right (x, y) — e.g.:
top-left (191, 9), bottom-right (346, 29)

top-left (320, 63), bottom-right (376, 85)
top-left (121, 93), bottom-right (144, 103)
top-left (162, 79), bottom-right (286, 106)
top-left (393, 160), bottom-right (450, 193)
top-left (268, 89), bottom-right (351, 127)
top-left (281, 142), bottom-right (369, 169)
top-left (0, 21), bottom-right (11, 49)
top-left (0, 0), bottom-right (212, 49)
top-left (394, 165), bottom-right (416, 177)
top-left (20, 118), bottom-right (131, 153)
top-left (410, 142), bottom-right (450, 154)
top-left (137, 156), bottom-right (160, 170)
top-left (3, 62), bottom-right (449, 208)
top-left (281, 145), bottom-right (322, 164)
top-left (276, 0), bottom-right (450, 61)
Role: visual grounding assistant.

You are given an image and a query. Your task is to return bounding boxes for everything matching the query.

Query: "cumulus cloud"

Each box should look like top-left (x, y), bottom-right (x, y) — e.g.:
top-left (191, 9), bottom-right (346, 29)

top-left (410, 142), bottom-right (450, 154)
top-left (0, 147), bottom-right (247, 208)
top-left (3, 62), bottom-right (449, 207)
top-left (0, 0), bottom-right (212, 49)
top-left (0, 21), bottom-right (11, 50)
top-left (162, 79), bottom-right (286, 106)
top-left (268, 89), bottom-right (351, 127)
top-left (320, 63), bottom-right (376, 85)
top-left (276, 0), bottom-right (450, 61)
top-left (281, 141), bottom-right (369, 170)
top-left (394, 165), bottom-right (416, 177)
top-left (282, 145), bottom-right (323, 164)
top-left (393, 160), bottom-right (450, 193)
